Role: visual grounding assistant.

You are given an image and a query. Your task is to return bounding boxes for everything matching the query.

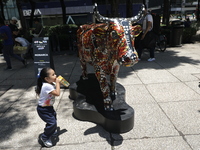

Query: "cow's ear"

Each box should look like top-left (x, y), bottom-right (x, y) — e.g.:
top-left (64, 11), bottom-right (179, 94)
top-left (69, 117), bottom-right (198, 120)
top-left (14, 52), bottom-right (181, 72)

top-left (130, 25), bottom-right (142, 37)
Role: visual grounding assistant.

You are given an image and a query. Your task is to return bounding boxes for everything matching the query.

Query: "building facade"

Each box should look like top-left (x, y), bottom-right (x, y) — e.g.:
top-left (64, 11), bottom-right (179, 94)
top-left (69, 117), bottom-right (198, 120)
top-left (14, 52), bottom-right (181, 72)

top-left (1, 0), bottom-right (199, 26)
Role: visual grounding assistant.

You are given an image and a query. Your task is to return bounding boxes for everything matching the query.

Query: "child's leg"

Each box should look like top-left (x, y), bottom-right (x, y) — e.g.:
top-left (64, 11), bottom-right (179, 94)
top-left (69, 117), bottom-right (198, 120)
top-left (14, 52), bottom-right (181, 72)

top-left (37, 106), bottom-right (57, 140)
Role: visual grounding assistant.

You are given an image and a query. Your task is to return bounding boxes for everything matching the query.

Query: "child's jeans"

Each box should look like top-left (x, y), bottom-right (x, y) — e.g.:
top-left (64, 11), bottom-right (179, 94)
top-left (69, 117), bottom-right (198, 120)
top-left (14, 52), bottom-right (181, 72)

top-left (37, 106), bottom-right (57, 140)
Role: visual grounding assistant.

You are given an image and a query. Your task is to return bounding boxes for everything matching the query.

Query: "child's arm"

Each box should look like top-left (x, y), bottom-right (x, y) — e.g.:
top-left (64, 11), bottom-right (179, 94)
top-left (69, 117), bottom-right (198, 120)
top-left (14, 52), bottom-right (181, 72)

top-left (50, 78), bottom-right (60, 96)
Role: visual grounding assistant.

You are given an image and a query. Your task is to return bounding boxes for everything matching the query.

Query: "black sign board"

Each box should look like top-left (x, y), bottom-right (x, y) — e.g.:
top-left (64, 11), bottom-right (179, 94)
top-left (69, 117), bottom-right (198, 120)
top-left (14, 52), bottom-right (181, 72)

top-left (33, 37), bottom-right (54, 78)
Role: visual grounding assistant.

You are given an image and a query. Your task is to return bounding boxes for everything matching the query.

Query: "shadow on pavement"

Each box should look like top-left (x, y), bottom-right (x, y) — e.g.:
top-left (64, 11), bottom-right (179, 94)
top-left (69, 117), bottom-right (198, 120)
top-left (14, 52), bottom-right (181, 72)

top-left (38, 126), bottom-right (67, 147)
top-left (84, 125), bottom-right (123, 146)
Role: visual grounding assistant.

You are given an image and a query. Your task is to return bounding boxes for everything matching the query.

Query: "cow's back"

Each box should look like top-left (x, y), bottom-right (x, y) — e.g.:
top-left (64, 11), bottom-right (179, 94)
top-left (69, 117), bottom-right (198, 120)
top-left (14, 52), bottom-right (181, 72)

top-left (77, 23), bottom-right (107, 63)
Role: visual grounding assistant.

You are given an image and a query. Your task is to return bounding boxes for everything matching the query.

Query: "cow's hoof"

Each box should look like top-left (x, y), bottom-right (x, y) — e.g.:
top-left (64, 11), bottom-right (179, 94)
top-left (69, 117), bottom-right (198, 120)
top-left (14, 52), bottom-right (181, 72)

top-left (104, 98), bottom-right (113, 111)
top-left (110, 92), bottom-right (117, 100)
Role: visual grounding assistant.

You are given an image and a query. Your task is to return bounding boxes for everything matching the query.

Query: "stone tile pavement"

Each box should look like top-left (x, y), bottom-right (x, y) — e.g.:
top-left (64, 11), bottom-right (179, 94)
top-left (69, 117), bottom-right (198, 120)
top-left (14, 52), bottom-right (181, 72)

top-left (0, 42), bottom-right (200, 150)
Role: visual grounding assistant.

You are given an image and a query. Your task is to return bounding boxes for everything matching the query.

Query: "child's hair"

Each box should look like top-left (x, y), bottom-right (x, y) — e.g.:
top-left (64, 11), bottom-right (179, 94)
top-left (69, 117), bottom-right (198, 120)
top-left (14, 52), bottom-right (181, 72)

top-left (36, 67), bottom-right (52, 95)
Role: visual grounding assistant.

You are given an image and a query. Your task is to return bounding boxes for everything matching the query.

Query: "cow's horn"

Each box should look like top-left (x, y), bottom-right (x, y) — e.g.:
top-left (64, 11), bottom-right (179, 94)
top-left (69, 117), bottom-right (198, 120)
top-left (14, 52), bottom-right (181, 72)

top-left (127, 4), bottom-right (145, 23)
top-left (94, 3), bottom-right (145, 23)
top-left (93, 3), bottom-right (113, 23)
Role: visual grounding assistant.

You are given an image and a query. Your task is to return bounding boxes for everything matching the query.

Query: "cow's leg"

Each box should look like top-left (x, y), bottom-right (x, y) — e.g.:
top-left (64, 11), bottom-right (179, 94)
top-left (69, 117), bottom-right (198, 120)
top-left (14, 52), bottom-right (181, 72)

top-left (95, 66), bottom-right (113, 111)
top-left (110, 73), bottom-right (117, 100)
top-left (80, 59), bottom-right (88, 80)
top-left (110, 63), bottom-right (120, 100)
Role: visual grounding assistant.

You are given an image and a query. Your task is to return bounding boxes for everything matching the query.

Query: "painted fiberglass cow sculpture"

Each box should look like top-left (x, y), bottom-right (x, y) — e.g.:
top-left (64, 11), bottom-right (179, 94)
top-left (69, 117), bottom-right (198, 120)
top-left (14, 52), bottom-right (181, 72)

top-left (77, 4), bottom-right (144, 111)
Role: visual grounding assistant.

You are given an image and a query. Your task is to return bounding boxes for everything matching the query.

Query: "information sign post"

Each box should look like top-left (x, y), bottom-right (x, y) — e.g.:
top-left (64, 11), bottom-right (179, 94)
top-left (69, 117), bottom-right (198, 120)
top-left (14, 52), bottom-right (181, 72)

top-left (33, 37), bottom-right (54, 78)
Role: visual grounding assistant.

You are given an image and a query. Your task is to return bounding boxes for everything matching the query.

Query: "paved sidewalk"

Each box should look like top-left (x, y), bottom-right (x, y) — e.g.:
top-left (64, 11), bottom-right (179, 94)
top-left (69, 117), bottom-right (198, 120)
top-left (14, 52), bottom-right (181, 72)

top-left (0, 42), bottom-right (200, 150)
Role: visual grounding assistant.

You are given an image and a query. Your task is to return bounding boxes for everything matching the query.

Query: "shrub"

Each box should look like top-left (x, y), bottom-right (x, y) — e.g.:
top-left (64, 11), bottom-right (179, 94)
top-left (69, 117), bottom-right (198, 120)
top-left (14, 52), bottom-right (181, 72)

top-left (45, 24), bottom-right (78, 50)
top-left (182, 27), bottom-right (197, 43)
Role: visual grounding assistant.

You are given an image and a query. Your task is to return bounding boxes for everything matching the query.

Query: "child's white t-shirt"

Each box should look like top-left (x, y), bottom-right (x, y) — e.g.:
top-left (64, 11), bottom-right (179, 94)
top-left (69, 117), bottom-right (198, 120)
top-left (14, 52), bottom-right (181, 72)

top-left (38, 82), bottom-right (55, 107)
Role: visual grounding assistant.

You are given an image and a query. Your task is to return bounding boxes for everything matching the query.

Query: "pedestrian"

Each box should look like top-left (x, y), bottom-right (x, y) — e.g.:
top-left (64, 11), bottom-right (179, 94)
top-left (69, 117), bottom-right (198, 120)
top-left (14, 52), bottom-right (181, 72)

top-left (13, 30), bottom-right (31, 59)
top-left (13, 30), bottom-right (31, 47)
top-left (36, 67), bottom-right (61, 148)
top-left (0, 19), bottom-right (27, 70)
top-left (31, 18), bottom-right (44, 37)
top-left (184, 17), bottom-right (191, 28)
top-left (136, 8), bottom-right (156, 61)
top-left (8, 17), bottom-right (21, 38)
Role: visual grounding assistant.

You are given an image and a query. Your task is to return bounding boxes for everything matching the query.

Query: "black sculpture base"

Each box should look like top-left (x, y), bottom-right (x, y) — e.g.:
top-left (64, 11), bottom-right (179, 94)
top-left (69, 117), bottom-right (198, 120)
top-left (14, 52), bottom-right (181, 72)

top-left (69, 73), bottom-right (134, 133)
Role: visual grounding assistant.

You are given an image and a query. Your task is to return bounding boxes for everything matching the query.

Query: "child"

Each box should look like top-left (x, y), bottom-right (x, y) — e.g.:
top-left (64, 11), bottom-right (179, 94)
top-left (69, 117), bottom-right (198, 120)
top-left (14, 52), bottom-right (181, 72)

top-left (36, 67), bottom-right (61, 148)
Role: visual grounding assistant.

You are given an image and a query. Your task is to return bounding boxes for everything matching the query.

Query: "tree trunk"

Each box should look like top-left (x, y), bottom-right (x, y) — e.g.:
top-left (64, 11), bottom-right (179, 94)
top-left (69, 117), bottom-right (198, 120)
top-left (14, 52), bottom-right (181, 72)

top-left (111, 0), bottom-right (119, 17)
top-left (163, 0), bottom-right (170, 26)
top-left (197, 0), bottom-right (200, 21)
top-left (0, 0), bottom-right (5, 20)
top-left (29, 0), bottom-right (36, 28)
top-left (126, 0), bottom-right (133, 17)
top-left (60, 0), bottom-right (67, 24)
top-left (16, 0), bottom-right (27, 30)
top-left (143, 0), bottom-right (146, 8)
top-left (92, 0), bottom-right (97, 5)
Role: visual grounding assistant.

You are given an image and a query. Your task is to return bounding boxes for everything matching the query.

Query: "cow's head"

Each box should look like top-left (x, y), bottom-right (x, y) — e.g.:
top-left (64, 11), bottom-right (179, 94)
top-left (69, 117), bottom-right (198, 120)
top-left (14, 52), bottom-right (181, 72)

top-left (93, 3), bottom-right (144, 67)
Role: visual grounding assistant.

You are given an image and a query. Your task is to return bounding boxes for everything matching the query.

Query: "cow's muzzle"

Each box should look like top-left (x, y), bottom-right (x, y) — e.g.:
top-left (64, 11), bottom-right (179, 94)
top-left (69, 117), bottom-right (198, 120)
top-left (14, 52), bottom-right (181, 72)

top-left (120, 52), bottom-right (138, 67)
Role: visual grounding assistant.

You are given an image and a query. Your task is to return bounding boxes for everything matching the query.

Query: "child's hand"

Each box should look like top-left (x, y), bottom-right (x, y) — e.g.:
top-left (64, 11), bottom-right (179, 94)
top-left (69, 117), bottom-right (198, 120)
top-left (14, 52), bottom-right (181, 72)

top-left (56, 77), bottom-right (61, 84)
top-left (51, 77), bottom-right (61, 96)
top-left (57, 75), bottom-right (70, 87)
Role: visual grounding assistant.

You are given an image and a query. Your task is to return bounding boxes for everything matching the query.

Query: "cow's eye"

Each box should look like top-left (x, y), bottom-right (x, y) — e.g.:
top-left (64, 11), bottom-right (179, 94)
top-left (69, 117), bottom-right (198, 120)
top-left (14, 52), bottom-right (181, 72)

top-left (111, 31), bottom-right (119, 39)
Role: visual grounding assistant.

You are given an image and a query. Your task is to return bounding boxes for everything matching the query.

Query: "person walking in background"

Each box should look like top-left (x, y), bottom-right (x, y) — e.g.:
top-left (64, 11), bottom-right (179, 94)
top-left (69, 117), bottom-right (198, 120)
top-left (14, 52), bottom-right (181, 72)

top-left (13, 30), bottom-right (31, 47)
top-left (184, 17), bottom-right (191, 28)
top-left (36, 67), bottom-right (61, 148)
top-left (136, 8), bottom-right (156, 61)
top-left (8, 17), bottom-right (21, 38)
top-left (0, 19), bottom-right (26, 70)
top-left (31, 18), bottom-right (44, 37)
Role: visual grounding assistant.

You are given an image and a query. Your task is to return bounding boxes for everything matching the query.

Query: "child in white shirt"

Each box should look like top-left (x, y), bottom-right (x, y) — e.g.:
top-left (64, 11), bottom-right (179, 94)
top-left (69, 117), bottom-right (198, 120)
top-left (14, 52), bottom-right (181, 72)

top-left (36, 67), bottom-right (61, 148)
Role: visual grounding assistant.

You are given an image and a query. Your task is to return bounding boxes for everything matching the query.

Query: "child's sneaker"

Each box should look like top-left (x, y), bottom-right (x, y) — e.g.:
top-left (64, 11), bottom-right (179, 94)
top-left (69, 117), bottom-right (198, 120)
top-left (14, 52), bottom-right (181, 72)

top-left (40, 136), bottom-right (53, 147)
